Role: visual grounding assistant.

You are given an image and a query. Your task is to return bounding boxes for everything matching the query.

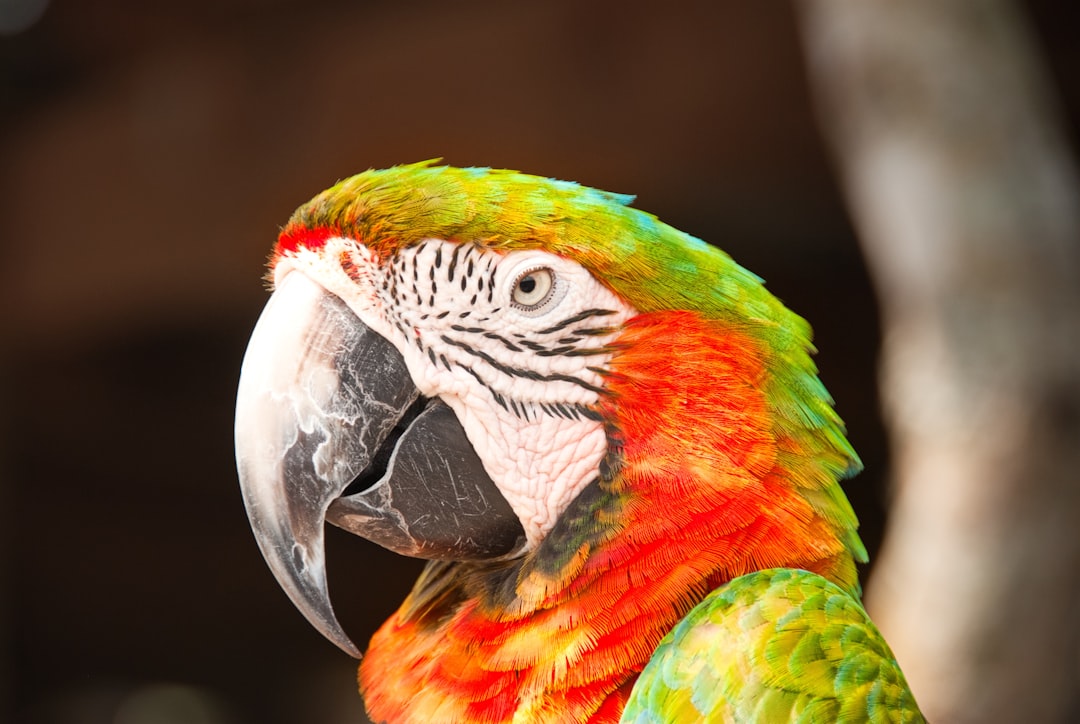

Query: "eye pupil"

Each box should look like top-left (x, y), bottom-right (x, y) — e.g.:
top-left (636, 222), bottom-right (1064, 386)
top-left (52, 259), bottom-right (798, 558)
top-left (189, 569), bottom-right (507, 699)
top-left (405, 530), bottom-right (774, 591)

top-left (511, 267), bottom-right (556, 310)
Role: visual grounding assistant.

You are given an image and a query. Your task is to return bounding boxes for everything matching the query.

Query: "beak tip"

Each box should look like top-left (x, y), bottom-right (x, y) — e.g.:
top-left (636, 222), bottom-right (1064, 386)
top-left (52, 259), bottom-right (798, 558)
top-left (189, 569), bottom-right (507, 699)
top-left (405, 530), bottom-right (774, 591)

top-left (253, 524), bottom-right (362, 657)
top-left (338, 638), bottom-right (363, 659)
top-left (305, 601), bottom-right (363, 659)
top-left (271, 556), bottom-right (363, 658)
top-left (306, 605), bottom-right (363, 659)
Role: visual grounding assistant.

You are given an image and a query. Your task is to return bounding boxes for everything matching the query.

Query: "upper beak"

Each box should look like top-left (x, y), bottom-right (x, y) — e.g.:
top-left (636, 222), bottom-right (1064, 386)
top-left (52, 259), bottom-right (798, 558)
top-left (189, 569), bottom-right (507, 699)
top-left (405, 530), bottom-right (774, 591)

top-left (235, 271), bottom-right (525, 657)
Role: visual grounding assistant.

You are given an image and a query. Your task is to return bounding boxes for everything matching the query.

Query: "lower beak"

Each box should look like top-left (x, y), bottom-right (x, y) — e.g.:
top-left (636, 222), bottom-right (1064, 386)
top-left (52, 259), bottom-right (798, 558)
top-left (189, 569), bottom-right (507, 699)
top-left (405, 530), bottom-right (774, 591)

top-left (235, 271), bottom-right (525, 657)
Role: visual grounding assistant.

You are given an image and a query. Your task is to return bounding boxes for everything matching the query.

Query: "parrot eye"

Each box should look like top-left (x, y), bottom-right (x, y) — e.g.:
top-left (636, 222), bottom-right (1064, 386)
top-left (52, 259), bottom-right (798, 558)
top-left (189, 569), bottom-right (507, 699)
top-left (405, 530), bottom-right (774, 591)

top-left (511, 267), bottom-right (557, 310)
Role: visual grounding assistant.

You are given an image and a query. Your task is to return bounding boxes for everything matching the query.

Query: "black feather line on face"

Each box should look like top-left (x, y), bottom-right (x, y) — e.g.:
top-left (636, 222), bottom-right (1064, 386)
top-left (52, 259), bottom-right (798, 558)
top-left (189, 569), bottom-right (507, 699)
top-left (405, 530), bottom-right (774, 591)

top-left (447, 244), bottom-right (461, 282)
top-left (536, 309), bottom-right (617, 335)
top-left (437, 335), bottom-right (605, 394)
top-left (482, 332), bottom-right (522, 353)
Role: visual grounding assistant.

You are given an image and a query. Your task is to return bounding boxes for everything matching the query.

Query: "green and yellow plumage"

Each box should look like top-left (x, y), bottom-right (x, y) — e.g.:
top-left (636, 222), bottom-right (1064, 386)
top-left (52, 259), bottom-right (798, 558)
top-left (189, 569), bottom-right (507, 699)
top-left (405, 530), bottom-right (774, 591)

top-left (622, 568), bottom-right (922, 723)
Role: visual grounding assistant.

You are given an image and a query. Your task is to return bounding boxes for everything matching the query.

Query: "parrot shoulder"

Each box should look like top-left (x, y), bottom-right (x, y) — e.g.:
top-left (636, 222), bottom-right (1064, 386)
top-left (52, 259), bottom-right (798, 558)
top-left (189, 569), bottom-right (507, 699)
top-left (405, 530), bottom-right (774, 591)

top-left (620, 568), bottom-right (925, 723)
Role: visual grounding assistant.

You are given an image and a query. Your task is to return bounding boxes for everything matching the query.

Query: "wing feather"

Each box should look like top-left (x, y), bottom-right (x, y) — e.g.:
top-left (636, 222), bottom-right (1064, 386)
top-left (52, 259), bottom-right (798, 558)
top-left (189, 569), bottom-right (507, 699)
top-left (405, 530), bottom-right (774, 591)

top-left (620, 568), bottom-right (924, 723)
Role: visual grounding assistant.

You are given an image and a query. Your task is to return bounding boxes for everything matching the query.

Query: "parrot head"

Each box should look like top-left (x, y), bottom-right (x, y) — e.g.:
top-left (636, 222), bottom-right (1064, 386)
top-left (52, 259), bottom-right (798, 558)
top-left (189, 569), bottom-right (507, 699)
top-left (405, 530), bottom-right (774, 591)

top-left (235, 161), bottom-right (864, 663)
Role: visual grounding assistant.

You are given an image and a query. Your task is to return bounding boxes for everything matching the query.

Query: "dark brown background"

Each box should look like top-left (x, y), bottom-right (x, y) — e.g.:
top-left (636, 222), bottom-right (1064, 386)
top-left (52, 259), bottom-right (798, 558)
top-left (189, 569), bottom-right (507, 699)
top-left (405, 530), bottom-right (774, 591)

top-left (2, 2), bottom-right (1076, 722)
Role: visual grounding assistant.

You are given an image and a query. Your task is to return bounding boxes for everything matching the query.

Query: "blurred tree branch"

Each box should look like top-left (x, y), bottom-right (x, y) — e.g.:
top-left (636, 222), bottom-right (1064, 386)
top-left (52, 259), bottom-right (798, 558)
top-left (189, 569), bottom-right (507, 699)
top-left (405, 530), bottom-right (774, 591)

top-left (797, 1), bottom-right (1080, 722)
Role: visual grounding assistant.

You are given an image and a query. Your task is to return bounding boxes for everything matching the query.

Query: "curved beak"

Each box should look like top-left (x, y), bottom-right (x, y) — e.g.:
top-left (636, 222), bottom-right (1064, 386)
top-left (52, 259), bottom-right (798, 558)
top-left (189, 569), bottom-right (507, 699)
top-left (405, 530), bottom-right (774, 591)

top-left (235, 272), bottom-right (417, 657)
top-left (235, 271), bottom-right (525, 657)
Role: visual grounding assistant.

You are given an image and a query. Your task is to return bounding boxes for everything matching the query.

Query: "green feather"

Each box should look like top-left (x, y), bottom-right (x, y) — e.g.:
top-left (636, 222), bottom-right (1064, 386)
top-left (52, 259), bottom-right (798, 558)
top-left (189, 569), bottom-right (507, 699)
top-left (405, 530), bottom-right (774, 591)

top-left (620, 569), bottom-right (924, 723)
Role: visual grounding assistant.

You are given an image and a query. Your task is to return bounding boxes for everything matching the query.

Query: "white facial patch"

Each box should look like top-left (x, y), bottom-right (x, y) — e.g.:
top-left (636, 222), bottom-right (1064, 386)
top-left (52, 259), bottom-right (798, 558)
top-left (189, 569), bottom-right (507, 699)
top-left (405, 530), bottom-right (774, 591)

top-left (278, 238), bottom-right (637, 548)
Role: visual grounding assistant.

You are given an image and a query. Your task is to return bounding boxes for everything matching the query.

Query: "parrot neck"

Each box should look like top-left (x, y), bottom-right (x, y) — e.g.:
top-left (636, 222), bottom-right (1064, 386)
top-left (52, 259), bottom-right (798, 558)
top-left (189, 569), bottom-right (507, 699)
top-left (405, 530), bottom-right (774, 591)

top-left (359, 310), bottom-right (863, 723)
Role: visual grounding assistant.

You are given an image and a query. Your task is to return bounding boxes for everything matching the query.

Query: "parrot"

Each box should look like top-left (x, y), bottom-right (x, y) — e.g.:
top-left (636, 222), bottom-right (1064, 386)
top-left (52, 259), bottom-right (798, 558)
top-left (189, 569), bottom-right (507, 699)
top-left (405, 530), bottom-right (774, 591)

top-left (234, 161), bottom-right (924, 723)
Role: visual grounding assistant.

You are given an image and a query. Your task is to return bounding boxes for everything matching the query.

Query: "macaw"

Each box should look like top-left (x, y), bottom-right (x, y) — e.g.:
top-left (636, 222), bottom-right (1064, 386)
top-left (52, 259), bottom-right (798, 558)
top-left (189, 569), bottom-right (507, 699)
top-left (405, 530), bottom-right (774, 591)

top-left (235, 162), bottom-right (923, 723)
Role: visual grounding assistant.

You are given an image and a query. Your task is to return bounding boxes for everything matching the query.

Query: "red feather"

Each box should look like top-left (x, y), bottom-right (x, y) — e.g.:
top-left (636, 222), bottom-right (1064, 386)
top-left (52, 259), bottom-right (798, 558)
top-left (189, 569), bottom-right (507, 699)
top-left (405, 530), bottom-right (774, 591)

top-left (357, 310), bottom-right (860, 723)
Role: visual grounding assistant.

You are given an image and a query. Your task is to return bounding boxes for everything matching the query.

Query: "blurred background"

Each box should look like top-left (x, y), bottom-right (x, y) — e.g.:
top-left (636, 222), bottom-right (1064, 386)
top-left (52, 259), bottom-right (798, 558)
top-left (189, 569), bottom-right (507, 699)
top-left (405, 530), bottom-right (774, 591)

top-left (1, 1), bottom-right (1076, 723)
